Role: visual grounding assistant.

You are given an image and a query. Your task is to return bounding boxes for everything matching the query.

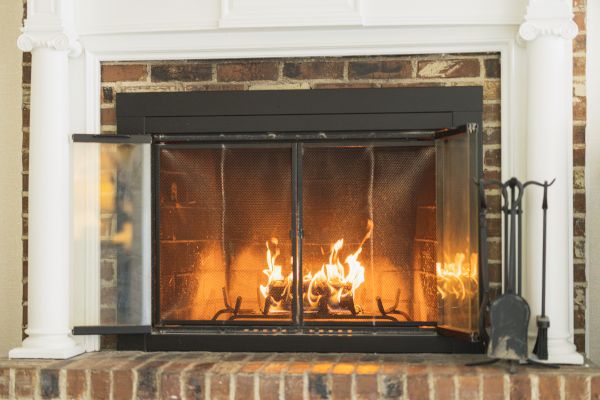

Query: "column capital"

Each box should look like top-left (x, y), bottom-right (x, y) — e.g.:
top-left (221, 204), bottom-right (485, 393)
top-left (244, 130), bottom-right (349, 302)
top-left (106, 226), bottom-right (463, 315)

top-left (519, 0), bottom-right (578, 41)
top-left (17, 29), bottom-right (82, 57)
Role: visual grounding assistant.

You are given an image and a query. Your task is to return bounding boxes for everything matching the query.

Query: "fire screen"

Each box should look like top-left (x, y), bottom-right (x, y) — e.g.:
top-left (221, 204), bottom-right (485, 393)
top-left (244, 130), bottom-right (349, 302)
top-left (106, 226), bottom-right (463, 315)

top-left (156, 133), bottom-right (479, 330)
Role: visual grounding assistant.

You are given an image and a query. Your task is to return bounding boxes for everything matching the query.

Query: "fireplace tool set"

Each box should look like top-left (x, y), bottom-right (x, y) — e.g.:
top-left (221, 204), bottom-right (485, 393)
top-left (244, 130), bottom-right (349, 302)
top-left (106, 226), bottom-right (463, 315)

top-left (471, 177), bottom-right (556, 371)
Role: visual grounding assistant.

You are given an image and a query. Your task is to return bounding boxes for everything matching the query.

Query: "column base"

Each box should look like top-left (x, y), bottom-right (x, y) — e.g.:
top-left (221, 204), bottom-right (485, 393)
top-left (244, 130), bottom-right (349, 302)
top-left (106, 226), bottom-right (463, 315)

top-left (9, 335), bottom-right (85, 360)
top-left (529, 337), bottom-right (585, 365)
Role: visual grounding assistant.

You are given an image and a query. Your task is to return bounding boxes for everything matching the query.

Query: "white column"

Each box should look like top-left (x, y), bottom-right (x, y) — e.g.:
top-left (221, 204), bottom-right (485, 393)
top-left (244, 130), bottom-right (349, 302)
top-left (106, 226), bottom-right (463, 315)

top-left (9, 24), bottom-right (84, 358)
top-left (519, 0), bottom-right (584, 364)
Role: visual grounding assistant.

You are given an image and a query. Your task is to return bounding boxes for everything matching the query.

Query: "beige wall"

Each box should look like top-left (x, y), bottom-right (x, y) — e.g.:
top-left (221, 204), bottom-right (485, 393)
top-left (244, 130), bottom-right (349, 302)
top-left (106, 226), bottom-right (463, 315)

top-left (0, 2), bottom-right (23, 355)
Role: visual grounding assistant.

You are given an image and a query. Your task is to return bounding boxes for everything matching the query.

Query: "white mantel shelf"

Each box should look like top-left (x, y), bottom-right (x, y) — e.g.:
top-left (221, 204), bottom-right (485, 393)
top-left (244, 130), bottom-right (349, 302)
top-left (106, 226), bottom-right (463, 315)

top-left (10, 0), bottom-right (584, 364)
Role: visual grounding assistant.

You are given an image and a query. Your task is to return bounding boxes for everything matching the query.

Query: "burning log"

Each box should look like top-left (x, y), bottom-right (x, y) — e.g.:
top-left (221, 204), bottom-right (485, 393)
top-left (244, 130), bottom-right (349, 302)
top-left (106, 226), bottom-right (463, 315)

top-left (259, 220), bottom-right (373, 317)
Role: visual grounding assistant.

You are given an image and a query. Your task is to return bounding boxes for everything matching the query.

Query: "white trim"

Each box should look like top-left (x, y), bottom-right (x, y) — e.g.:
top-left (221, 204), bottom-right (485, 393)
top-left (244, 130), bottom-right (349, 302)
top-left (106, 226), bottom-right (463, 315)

top-left (73, 25), bottom-right (524, 352)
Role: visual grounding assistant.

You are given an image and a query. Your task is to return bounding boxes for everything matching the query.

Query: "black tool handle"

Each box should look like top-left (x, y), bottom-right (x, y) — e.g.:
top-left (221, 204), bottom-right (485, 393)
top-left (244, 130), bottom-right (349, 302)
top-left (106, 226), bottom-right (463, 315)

top-left (541, 182), bottom-right (548, 316)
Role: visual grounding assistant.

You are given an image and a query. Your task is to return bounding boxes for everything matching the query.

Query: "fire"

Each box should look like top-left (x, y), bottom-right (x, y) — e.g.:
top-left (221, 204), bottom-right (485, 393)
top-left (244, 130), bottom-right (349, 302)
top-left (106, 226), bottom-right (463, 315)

top-left (259, 238), bottom-right (293, 312)
top-left (436, 252), bottom-right (478, 301)
top-left (259, 220), bottom-right (373, 315)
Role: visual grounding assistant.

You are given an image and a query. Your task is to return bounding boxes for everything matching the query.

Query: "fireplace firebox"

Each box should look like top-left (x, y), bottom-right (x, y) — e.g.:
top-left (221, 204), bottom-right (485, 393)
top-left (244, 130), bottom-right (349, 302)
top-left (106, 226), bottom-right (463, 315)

top-left (72, 87), bottom-right (484, 353)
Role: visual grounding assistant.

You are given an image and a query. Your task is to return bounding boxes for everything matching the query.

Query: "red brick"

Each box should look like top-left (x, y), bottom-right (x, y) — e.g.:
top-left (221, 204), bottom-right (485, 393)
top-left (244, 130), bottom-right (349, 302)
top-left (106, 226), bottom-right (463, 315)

top-left (574, 217), bottom-right (585, 238)
top-left (483, 127), bottom-right (501, 146)
top-left (40, 368), bottom-right (60, 399)
top-left (574, 33), bottom-right (586, 53)
top-left (483, 374), bottom-right (504, 400)
top-left (575, 333), bottom-right (585, 353)
top-left (0, 368), bottom-right (9, 398)
top-left (101, 87), bottom-right (114, 104)
top-left (348, 60), bottom-right (412, 80)
top-left (379, 370), bottom-right (403, 400)
top-left (565, 375), bottom-right (588, 400)
top-left (538, 375), bottom-right (560, 400)
top-left (574, 192), bottom-right (586, 214)
top-left (259, 373), bottom-right (280, 400)
top-left (284, 374), bottom-right (304, 400)
top-left (235, 374), bottom-right (255, 400)
top-left (417, 59), bottom-right (480, 79)
top-left (484, 148), bottom-right (501, 169)
top-left (483, 103), bottom-right (501, 123)
top-left (327, 363), bottom-right (353, 399)
top-left (574, 56), bottom-right (586, 77)
top-left (484, 59), bottom-right (501, 79)
top-left (15, 368), bottom-right (36, 398)
top-left (211, 372), bottom-right (230, 400)
top-left (102, 64), bottom-right (148, 82)
top-left (137, 359), bottom-right (169, 399)
top-left (283, 61), bottom-right (344, 80)
top-left (435, 376), bottom-right (455, 400)
top-left (112, 369), bottom-right (134, 400)
top-left (459, 374), bottom-right (479, 399)
top-left (90, 370), bottom-right (110, 400)
top-left (591, 375), bottom-right (600, 399)
top-left (574, 97), bottom-right (586, 121)
top-left (22, 65), bottom-right (31, 84)
top-left (574, 262), bottom-right (586, 282)
top-left (308, 373), bottom-right (331, 400)
top-left (185, 362), bottom-right (214, 400)
top-left (66, 369), bottom-right (86, 399)
top-left (406, 372), bottom-right (429, 399)
top-left (100, 107), bottom-right (116, 126)
top-left (573, 125), bottom-right (585, 145)
top-left (356, 371), bottom-right (378, 400)
top-left (509, 375), bottom-right (530, 400)
top-left (217, 62), bottom-right (279, 82)
top-left (151, 63), bottom-right (212, 82)
top-left (22, 107), bottom-right (29, 128)
top-left (22, 151), bottom-right (28, 172)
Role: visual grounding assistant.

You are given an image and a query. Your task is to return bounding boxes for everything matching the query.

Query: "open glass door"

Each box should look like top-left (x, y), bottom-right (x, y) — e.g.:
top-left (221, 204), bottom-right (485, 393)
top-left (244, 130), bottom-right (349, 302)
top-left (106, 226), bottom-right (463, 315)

top-left (435, 124), bottom-right (481, 339)
top-left (72, 134), bottom-right (152, 334)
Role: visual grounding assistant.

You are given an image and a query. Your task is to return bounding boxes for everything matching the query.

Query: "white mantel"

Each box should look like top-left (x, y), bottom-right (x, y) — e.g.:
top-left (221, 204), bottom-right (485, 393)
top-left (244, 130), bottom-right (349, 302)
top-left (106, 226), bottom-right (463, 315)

top-left (10, 0), bottom-right (584, 364)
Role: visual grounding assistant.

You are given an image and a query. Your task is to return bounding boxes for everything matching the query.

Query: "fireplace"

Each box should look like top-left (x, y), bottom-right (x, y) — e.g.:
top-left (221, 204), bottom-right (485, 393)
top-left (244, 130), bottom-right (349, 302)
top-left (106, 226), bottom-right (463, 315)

top-left (72, 87), bottom-right (484, 352)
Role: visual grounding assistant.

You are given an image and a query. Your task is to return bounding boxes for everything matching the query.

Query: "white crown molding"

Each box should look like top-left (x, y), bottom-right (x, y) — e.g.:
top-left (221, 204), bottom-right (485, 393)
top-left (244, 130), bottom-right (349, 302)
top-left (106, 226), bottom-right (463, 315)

top-left (18, 29), bottom-right (82, 57)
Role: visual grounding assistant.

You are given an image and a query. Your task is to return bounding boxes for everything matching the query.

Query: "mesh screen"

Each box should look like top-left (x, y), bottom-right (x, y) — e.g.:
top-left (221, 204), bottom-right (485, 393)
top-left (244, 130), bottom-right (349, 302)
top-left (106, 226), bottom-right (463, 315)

top-left (159, 147), bottom-right (293, 322)
top-left (158, 144), bottom-right (438, 325)
top-left (302, 145), bottom-right (437, 323)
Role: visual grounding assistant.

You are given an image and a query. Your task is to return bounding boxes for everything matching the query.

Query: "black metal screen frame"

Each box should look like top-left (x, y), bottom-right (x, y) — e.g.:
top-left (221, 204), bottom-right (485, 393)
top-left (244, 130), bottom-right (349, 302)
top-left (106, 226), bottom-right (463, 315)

top-left (152, 130), bottom-right (467, 331)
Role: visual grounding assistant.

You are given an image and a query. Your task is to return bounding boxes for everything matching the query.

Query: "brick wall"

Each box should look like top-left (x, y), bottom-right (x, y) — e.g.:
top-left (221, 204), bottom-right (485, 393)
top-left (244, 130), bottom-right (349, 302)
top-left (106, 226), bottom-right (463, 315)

top-left (573, 0), bottom-right (587, 352)
top-left (18, 1), bottom-right (588, 355)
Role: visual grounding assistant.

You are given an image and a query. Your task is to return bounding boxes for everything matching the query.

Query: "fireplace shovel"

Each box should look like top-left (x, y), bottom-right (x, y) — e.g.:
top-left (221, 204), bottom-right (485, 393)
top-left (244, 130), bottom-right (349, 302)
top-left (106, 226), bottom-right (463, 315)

top-left (487, 178), bottom-right (530, 362)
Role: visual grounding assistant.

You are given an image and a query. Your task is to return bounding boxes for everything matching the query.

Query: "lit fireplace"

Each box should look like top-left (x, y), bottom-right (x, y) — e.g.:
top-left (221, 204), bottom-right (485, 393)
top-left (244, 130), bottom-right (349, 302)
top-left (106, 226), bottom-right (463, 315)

top-left (72, 87), bottom-right (484, 352)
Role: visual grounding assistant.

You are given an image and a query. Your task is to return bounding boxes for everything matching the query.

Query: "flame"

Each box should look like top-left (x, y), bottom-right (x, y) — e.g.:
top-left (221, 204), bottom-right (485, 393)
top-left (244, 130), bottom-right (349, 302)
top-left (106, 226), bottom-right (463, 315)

top-left (259, 220), bottom-right (372, 314)
top-left (259, 238), bottom-right (293, 312)
top-left (436, 252), bottom-right (478, 301)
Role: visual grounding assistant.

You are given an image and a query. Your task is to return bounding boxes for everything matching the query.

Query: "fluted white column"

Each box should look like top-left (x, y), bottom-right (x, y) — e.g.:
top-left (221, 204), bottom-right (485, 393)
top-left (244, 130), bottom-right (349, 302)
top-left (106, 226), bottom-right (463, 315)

top-left (9, 21), bottom-right (84, 358)
top-left (519, 0), bottom-right (584, 364)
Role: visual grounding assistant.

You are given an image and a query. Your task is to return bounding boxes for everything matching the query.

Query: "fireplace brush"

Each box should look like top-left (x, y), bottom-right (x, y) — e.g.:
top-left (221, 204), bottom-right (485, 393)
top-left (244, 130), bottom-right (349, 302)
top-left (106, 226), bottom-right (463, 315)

top-left (530, 179), bottom-right (555, 360)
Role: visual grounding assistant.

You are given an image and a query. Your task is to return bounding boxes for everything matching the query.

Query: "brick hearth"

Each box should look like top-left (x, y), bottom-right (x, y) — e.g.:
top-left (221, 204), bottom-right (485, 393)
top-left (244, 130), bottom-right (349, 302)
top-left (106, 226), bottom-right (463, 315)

top-left (0, 352), bottom-right (597, 399)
